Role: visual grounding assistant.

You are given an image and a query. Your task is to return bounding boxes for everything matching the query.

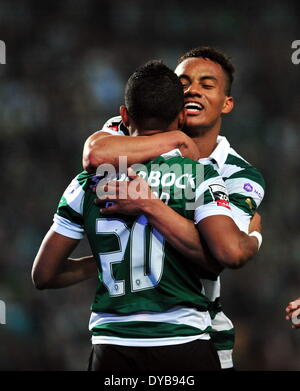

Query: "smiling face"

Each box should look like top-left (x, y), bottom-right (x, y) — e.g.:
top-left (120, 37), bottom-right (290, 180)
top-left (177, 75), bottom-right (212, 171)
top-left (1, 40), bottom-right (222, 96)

top-left (175, 57), bottom-right (234, 136)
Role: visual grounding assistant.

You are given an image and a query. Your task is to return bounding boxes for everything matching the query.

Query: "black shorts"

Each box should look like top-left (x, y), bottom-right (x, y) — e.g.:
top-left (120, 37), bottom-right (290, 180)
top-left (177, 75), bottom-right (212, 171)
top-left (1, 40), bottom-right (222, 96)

top-left (88, 339), bottom-right (221, 371)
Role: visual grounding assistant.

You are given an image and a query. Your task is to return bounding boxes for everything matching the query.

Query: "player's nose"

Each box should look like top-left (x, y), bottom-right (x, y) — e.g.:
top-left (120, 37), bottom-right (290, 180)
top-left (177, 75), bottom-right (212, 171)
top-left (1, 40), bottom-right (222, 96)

top-left (184, 82), bottom-right (202, 97)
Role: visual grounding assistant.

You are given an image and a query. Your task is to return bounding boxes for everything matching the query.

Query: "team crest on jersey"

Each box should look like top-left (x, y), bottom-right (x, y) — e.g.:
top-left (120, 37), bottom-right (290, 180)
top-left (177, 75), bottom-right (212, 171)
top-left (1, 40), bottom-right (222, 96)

top-left (209, 184), bottom-right (230, 209)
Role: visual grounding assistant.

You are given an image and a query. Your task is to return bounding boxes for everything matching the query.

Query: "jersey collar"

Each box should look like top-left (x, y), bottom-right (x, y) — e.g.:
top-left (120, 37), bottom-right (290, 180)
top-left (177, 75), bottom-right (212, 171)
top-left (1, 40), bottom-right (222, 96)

top-left (208, 135), bottom-right (231, 169)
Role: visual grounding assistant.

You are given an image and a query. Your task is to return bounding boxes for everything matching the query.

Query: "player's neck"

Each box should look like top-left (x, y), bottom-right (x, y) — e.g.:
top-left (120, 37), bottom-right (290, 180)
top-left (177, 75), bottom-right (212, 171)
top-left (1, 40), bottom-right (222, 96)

top-left (191, 126), bottom-right (220, 159)
top-left (132, 128), bottom-right (167, 137)
top-left (131, 124), bottom-right (178, 137)
top-left (130, 115), bottom-right (181, 137)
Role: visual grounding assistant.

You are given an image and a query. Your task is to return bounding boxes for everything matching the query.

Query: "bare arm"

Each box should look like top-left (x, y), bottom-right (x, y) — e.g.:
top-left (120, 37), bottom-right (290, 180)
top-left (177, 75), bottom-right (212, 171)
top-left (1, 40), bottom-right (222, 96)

top-left (99, 190), bottom-right (258, 271)
top-left (197, 215), bottom-right (259, 269)
top-left (145, 207), bottom-right (260, 270)
top-left (142, 199), bottom-right (224, 274)
top-left (96, 170), bottom-right (260, 272)
top-left (98, 196), bottom-right (222, 274)
top-left (32, 230), bottom-right (97, 290)
top-left (145, 206), bottom-right (261, 270)
top-left (83, 130), bottom-right (200, 171)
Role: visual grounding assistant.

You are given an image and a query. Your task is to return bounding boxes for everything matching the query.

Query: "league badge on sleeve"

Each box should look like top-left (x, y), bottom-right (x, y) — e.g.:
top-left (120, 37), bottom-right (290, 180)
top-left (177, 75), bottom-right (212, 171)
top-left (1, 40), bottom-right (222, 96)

top-left (209, 184), bottom-right (230, 209)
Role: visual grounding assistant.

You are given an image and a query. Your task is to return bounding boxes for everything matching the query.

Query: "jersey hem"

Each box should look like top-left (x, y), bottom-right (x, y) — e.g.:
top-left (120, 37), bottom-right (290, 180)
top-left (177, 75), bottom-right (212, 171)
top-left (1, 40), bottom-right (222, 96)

top-left (91, 333), bottom-right (210, 347)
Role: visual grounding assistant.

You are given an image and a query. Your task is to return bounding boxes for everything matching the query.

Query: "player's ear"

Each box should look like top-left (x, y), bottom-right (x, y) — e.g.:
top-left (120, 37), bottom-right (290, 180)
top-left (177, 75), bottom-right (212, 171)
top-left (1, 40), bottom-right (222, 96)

top-left (120, 105), bottom-right (130, 127)
top-left (222, 96), bottom-right (234, 115)
top-left (177, 109), bottom-right (186, 130)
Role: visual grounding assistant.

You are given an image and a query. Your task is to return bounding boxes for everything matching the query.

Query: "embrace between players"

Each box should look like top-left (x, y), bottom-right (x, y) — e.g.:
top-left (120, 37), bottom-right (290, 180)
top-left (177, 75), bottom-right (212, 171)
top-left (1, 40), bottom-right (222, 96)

top-left (32, 46), bottom-right (281, 371)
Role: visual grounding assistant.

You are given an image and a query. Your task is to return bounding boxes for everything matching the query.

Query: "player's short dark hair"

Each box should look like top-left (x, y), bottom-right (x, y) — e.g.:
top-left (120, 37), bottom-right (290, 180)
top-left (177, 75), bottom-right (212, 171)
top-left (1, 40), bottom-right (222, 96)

top-left (178, 46), bottom-right (235, 96)
top-left (125, 60), bottom-right (184, 129)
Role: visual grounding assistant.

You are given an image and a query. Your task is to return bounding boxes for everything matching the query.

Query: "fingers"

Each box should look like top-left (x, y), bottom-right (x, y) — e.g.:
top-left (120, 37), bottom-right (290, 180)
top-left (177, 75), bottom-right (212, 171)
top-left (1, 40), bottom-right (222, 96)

top-left (291, 309), bottom-right (300, 328)
top-left (286, 299), bottom-right (300, 312)
top-left (285, 299), bottom-right (300, 328)
top-left (97, 181), bottom-right (128, 201)
top-left (99, 204), bottom-right (119, 214)
top-left (96, 178), bottom-right (153, 201)
top-left (285, 301), bottom-right (298, 319)
top-left (94, 198), bottom-right (107, 207)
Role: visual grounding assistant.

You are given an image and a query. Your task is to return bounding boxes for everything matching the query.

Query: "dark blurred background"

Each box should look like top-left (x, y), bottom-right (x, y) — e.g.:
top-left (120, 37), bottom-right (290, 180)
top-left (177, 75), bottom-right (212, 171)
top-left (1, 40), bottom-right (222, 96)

top-left (0, 0), bottom-right (300, 370)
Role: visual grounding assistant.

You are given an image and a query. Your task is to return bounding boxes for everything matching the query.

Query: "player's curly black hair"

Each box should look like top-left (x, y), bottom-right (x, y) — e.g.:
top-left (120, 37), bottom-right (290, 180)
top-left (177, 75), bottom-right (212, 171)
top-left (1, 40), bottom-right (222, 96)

top-left (178, 46), bottom-right (235, 96)
top-left (125, 60), bottom-right (184, 129)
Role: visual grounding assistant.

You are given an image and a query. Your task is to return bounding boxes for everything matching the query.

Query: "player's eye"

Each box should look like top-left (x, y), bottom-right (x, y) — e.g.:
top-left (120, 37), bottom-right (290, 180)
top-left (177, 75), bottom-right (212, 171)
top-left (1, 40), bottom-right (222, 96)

top-left (179, 77), bottom-right (190, 89)
top-left (202, 84), bottom-right (214, 89)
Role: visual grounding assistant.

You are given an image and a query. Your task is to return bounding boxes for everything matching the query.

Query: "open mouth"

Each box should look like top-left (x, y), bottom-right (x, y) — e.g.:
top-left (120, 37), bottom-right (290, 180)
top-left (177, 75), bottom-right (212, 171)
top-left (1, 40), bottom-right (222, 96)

top-left (184, 102), bottom-right (204, 113)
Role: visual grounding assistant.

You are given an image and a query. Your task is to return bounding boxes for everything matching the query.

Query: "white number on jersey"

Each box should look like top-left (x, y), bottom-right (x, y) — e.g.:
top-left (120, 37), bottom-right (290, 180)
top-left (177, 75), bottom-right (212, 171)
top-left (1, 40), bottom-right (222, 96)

top-left (96, 216), bottom-right (165, 296)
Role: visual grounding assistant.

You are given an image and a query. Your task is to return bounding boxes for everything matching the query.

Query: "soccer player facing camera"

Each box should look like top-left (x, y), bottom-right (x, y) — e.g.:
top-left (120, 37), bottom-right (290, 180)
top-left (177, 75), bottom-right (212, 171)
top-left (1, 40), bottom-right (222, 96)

top-left (83, 47), bottom-right (265, 370)
top-left (33, 60), bottom-right (261, 371)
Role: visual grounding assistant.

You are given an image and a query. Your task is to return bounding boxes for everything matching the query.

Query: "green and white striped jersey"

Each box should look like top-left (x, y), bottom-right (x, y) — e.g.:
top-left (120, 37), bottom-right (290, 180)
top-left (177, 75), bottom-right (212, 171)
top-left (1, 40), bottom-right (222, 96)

top-left (199, 135), bottom-right (265, 368)
top-left (99, 117), bottom-right (265, 367)
top-left (52, 150), bottom-right (233, 347)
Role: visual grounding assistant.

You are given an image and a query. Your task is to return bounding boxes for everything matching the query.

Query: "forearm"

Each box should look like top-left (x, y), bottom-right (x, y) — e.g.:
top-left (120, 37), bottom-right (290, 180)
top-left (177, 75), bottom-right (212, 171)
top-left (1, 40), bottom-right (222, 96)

top-left (41, 256), bottom-right (97, 289)
top-left (199, 216), bottom-right (259, 269)
top-left (96, 173), bottom-right (221, 273)
top-left (235, 232), bottom-right (260, 267)
top-left (83, 130), bottom-right (196, 171)
top-left (143, 199), bottom-right (223, 274)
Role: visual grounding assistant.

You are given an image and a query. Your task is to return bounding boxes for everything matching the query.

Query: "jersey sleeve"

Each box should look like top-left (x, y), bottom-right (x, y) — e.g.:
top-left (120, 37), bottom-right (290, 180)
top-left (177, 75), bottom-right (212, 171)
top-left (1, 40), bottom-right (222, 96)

top-left (194, 164), bottom-right (234, 224)
top-left (99, 115), bottom-right (128, 136)
top-left (225, 167), bottom-right (265, 232)
top-left (51, 175), bottom-right (86, 239)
